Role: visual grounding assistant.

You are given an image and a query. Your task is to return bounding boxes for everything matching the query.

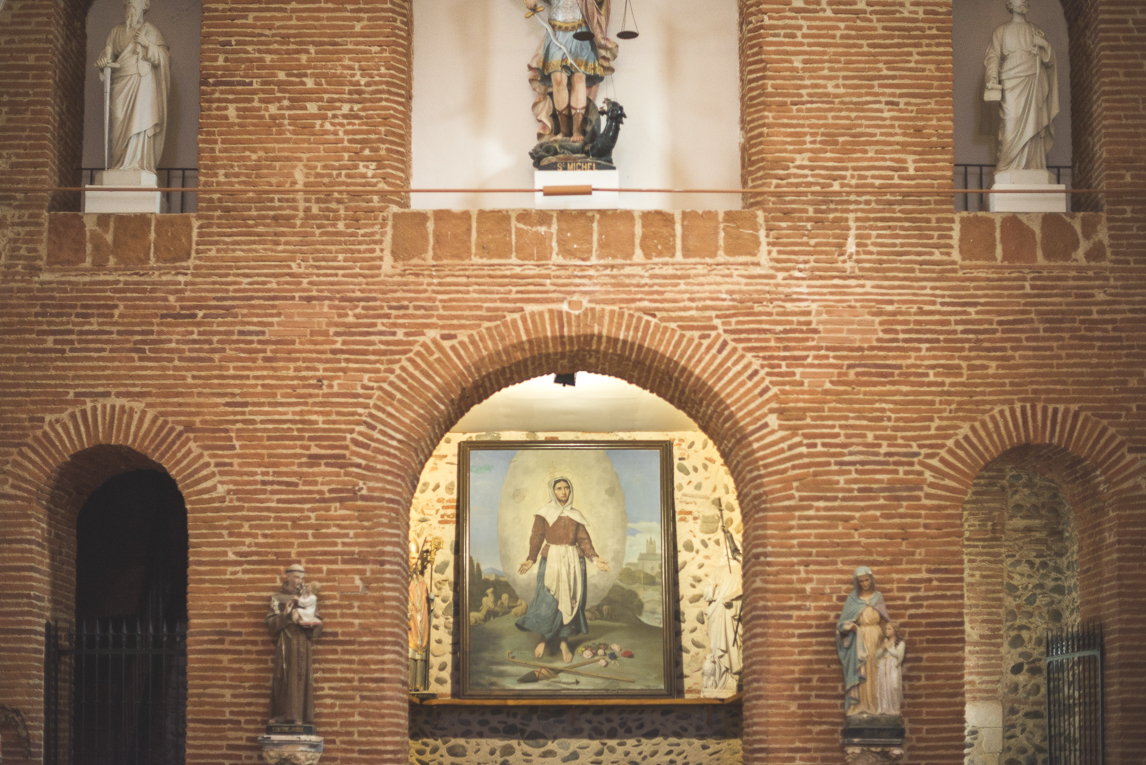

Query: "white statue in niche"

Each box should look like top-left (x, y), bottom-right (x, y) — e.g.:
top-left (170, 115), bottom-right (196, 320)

top-left (95, 0), bottom-right (171, 177)
top-left (983, 0), bottom-right (1060, 174)
top-left (701, 522), bottom-right (743, 698)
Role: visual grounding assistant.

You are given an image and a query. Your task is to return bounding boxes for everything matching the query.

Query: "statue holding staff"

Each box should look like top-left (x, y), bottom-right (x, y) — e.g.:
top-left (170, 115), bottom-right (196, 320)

top-left (95, 0), bottom-right (171, 174)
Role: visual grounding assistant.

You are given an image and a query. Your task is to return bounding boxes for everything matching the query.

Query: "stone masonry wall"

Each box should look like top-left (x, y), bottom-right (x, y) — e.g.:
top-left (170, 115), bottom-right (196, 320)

top-left (1000, 470), bottom-right (1079, 765)
top-left (964, 467), bottom-right (1080, 765)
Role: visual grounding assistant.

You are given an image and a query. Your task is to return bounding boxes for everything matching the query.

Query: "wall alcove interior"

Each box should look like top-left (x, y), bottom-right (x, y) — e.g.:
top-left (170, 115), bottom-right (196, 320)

top-left (407, 373), bottom-right (744, 765)
top-left (962, 447), bottom-right (1092, 765)
top-left (410, 0), bottom-right (741, 210)
top-left (82, 0), bottom-right (200, 184)
top-left (953, 0), bottom-right (1072, 170)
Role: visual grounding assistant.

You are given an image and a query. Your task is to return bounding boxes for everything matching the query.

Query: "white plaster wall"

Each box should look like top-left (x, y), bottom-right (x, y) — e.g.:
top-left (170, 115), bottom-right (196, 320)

top-left (83, 0), bottom-right (200, 170)
top-left (953, 0), bottom-right (1071, 169)
top-left (411, 0), bottom-right (741, 210)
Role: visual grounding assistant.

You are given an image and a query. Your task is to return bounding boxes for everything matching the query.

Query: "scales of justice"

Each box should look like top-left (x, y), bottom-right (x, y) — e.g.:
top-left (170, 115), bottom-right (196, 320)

top-left (523, 0), bottom-right (638, 209)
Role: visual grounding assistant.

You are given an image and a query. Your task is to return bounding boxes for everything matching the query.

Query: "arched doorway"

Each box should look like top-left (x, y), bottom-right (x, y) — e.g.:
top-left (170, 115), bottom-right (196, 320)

top-left (349, 307), bottom-right (806, 765)
top-left (407, 373), bottom-right (746, 762)
top-left (70, 468), bottom-right (188, 765)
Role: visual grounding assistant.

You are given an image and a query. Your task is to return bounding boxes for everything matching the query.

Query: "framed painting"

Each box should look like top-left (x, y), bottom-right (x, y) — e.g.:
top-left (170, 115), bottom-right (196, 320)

top-left (457, 440), bottom-right (678, 699)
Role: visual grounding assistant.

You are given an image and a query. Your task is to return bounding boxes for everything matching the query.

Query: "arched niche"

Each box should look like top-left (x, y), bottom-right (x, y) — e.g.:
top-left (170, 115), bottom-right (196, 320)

top-left (962, 448), bottom-right (1085, 765)
top-left (407, 373), bottom-right (744, 763)
top-left (82, 0), bottom-right (200, 207)
top-left (349, 307), bottom-right (802, 764)
top-left (953, 0), bottom-right (1074, 202)
top-left (929, 405), bottom-right (1145, 765)
top-left (409, 0), bottom-right (741, 210)
top-left (42, 445), bottom-right (187, 623)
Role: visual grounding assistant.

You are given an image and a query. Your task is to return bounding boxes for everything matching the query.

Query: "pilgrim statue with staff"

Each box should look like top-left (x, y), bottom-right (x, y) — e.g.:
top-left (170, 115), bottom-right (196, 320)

top-left (95, 0), bottom-right (171, 179)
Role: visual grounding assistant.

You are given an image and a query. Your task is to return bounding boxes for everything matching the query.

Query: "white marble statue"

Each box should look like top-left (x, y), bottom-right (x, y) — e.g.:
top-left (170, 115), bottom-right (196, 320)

top-left (701, 531), bottom-right (743, 697)
top-left (95, 0), bottom-right (171, 175)
top-left (875, 622), bottom-right (905, 716)
top-left (983, 0), bottom-right (1059, 173)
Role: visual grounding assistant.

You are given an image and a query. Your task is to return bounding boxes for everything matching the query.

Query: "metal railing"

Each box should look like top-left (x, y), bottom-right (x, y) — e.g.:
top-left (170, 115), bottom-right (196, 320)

top-left (1046, 622), bottom-right (1103, 765)
top-left (45, 618), bottom-right (187, 765)
top-left (80, 168), bottom-right (198, 213)
top-left (954, 164), bottom-right (1072, 212)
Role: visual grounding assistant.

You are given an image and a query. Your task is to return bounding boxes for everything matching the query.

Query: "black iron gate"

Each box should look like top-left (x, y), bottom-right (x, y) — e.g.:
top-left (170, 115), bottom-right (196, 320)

top-left (1046, 622), bottom-right (1103, 765)
top-left (44, 619), bottom-right (187, 765)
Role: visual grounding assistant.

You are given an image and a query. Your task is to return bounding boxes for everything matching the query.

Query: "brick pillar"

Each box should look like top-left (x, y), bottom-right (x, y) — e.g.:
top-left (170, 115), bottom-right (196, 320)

top-left (0, 0), bottom-right (87, 272)
top-left (737, 0), bottom-right (954, 262)
top-left (196, 0), bottom-right (413, 255)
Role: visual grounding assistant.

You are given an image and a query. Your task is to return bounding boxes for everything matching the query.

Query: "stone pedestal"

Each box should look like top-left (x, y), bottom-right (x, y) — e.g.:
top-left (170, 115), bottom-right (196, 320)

top-left (843, 745), bottom-right (905, 765)
top-left (842, 714), bottom-right (904, 765)
top-left (258, 724), bottom-right (323, 765)
top-left (534, 169), bottom-right (619, 210)
top-left (701, 687), bottom-right (739, 699)
top-left (989, 169), bottom-right (1067, 213)
top-left (84, 169), bottom-right (162, 214)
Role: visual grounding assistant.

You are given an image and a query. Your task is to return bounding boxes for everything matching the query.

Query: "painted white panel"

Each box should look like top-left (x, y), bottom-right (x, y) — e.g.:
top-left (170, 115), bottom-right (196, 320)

top-left (411, 0), bottom-right (741, 210)
top-left (452, 373), bottom-right (700, 433)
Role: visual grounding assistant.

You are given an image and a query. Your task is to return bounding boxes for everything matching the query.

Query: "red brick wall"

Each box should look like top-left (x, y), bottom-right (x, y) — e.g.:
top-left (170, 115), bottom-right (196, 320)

top-left (1062, 0), bottom-right (1105, 212)
top-left (962, 462), bottom-right (1006, 707)
top-left (195, 0), bottom-right (412, 255)
top-left (2, 2), bottom-right (1146, 765)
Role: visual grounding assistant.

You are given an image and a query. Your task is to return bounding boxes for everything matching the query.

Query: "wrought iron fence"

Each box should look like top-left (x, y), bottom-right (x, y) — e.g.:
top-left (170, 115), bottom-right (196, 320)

top-left (44, 618), bottom-right (187, 765)
top-left (1046, 622), bottom-right (1103, 765)
top-left (44, 621), bottom-right (64, 763)
top-left (954, 164), bottom-right (1072, 212)
top-left (80, 168), bottom-right (198, 213)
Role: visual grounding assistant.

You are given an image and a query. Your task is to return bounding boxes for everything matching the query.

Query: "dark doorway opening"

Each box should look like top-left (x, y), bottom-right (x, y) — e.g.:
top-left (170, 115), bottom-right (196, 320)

top-left (75, 469), bottom-right (188, 624)
top-left (64, 469), bottom-right (189, 765)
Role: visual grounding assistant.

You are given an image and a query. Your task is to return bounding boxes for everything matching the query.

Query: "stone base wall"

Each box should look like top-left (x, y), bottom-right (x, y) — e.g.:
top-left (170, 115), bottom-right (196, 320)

top-left (410, 705), bottom-right (742, 765)
top-left (957, 213), bottom-right (1108, 265)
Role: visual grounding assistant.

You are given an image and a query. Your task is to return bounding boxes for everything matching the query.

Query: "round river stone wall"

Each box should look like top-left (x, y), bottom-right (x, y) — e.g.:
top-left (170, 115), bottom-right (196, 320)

top-left (1000, 469), bottom-right (1079, 765)
top-left (964, 467), bottom-right (1080, 765)
top-left (410, 705), bottom-right (742, 765)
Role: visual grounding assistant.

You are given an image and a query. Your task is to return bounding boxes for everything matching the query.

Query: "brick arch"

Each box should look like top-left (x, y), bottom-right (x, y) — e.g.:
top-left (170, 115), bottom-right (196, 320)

top-left (923, 403), bottom-right (1146, 763)
top-left (2, 401), bottom-right (221, 508)
top-left (2, 401), bottom-right (221, 619)
top-left (0, 401), bottom-right (220, 762)
top-left (350, 305), bottom-right (806, 765)
top-left (923, 404), bottom-right (1142, 503)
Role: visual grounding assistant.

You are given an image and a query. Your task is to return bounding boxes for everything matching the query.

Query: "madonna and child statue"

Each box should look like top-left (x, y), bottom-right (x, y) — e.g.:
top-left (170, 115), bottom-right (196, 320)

top-left (836, 566), bottom-right (906, 761)
top-left (524, 0), bottom-right (627, 171)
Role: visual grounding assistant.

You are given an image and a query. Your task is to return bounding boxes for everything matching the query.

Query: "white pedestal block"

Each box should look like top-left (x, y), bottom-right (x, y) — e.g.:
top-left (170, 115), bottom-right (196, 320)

top-left (534, 169), bottom-right (619, 210)
top-left (988, 170), bottom-right (1067, 213)
top-left (257, 734), bottom-right (323, 765)
top-left (84, 170), bottom-right (161, 213)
